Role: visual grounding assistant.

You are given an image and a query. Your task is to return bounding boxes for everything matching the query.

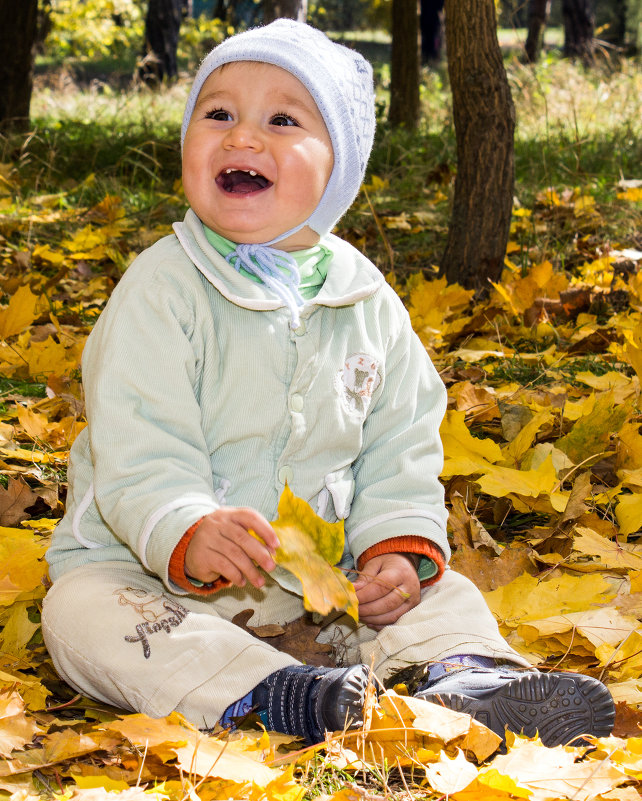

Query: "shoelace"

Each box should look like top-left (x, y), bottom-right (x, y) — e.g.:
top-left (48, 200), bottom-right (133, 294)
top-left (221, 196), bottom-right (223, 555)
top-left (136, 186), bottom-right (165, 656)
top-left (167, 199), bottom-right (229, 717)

top-left (226, 243), bottom-right (305, 328)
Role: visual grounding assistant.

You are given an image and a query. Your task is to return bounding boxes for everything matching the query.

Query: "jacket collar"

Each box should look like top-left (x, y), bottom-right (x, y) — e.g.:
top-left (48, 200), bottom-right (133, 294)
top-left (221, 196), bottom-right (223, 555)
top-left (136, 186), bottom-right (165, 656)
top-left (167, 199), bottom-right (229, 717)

top-left (173, 209), bottom-right (384, 312)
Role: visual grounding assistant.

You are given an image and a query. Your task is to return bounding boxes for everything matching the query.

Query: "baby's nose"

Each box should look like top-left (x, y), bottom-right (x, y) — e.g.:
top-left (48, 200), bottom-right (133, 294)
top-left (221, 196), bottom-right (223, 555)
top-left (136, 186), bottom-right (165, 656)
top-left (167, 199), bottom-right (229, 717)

top-left (224, 121), bottom-right (263, 150)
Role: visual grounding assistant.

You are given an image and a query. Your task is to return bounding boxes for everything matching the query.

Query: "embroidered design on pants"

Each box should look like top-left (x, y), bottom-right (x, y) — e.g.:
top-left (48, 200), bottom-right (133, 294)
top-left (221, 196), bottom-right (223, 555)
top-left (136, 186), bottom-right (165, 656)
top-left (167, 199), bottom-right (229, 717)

top-left (116, 587), bottom-right (190, 659)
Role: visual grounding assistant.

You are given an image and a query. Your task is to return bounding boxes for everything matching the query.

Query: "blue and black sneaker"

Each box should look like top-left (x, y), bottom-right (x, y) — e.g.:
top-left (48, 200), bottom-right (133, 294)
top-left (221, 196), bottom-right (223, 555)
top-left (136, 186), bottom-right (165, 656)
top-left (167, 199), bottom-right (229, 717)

top-left (253, 663), bottom-right (370, 745)
top-left (415, 665), bottom-right (615, 747)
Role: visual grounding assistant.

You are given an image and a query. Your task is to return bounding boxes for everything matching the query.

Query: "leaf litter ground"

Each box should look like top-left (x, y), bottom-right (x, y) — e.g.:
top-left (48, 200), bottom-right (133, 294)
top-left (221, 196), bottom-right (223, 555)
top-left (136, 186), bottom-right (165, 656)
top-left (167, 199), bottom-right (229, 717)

top-left (2, 74), bottom-right (642, 801)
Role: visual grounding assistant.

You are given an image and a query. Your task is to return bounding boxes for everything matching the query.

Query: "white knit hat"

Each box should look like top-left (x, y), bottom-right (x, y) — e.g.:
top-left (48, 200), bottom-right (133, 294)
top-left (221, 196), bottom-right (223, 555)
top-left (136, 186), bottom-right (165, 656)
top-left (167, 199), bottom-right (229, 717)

top-left (181, 19), bottom-right (376, 244)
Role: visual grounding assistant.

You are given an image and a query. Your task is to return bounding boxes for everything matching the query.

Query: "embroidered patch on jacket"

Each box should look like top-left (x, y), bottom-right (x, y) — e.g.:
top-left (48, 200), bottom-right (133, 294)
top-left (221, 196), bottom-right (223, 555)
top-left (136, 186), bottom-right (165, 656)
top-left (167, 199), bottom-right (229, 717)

top-left (335, 353), bottom-right (382, 416)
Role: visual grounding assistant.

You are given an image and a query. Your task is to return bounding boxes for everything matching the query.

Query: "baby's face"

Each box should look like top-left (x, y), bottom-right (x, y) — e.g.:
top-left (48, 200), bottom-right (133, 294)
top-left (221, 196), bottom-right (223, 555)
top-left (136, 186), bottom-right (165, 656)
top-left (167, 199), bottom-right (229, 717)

top-left (182, 61), bottom-right (334, 250)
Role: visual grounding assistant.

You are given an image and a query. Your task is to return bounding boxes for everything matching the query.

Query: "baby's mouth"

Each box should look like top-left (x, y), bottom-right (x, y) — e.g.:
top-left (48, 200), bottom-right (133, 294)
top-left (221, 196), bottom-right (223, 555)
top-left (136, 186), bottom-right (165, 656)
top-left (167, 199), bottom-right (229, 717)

top-left (216, 168), bottom-right (272, 194)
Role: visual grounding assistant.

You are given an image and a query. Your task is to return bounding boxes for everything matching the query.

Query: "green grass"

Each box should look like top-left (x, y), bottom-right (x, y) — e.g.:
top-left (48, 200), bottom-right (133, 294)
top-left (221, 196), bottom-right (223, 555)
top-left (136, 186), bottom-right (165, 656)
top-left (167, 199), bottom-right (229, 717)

top-left (0, 377), bottom-right (48, 399)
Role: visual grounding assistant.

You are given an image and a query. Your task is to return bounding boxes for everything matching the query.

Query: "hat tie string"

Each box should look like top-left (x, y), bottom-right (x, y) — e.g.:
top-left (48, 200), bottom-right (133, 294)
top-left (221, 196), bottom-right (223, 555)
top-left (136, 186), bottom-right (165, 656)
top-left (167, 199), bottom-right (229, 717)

top-left (226, 243), bottom-right (304, 329)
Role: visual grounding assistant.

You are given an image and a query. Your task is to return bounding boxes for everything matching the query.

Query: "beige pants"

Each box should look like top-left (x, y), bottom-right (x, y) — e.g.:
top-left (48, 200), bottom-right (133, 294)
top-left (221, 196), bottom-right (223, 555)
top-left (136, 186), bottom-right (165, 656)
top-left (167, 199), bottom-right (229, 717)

top-left (42, 560), bottom-right (528, 729)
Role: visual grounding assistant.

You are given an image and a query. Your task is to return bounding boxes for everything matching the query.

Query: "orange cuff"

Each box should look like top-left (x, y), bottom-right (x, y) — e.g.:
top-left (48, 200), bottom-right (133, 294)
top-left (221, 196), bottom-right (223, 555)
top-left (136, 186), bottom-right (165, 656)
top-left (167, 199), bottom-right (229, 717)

top-left (356, 535), bottom-right (446, 587)
top-left (168, 517), bottom-right (231, 595)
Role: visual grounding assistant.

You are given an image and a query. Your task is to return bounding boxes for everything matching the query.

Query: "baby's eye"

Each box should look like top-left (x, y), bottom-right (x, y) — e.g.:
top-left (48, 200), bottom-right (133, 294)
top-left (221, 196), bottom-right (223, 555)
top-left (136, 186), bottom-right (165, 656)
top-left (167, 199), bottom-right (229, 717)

top-left (270, 113), bottom-right (299, 127)
top-left (204, 108), bottom-right (232, 121)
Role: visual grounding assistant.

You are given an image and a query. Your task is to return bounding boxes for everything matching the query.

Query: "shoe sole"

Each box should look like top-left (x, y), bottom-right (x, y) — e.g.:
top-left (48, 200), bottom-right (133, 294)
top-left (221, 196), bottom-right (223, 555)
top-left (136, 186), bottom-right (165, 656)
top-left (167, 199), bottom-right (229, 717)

top-left (418, 671), bottom-right (615, 747)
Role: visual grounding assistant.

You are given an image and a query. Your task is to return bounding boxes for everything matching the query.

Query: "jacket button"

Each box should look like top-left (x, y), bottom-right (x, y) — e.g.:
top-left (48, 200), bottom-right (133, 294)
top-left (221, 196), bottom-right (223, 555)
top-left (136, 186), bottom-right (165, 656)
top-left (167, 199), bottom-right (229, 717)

top-left (290, 394), bottom-right (304, 413)
top-left (278, 466), bottom-right (294, 485)
top-left (293, 320), bottom-right (306, 335)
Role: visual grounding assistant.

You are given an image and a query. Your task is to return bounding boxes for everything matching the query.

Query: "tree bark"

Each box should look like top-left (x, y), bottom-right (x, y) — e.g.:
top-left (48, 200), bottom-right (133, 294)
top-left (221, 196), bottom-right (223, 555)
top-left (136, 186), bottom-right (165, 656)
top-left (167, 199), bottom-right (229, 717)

top-left (562, 0), bottom-right (595, 61)
top-left (140, 0), bottom-right (188, 85)
top-left (524, 0), bottom-right (551, 62)
top-left (262, 0), bottom-right (307, 23)
top-left (389, 0), bottom-right (421, 128)
top-left (0, 0), bottom-right (38, 132)
top-left (439, 0), bottom-right (516, 291)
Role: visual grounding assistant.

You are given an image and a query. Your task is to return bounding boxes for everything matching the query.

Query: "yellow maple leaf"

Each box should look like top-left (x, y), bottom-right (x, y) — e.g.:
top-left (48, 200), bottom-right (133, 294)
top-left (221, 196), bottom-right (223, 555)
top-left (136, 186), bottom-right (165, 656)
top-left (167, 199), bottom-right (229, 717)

top-left (17, 406), bottom-right (85, 450)
top-left (271, 486), bottom-right (358, 622)
top-left (0, 600), bottom-right (41, 658)
top-left (598, 629), bottom-right (642, 681)
top-left (476, 455), bottom-right (557, 499)
top-left (23, 335), bottom-right (84, 378)
top-left (0, 527), bottom-right (48, 607)
top-left (344, 690), bottom-right (500, 765)
top-left (174, 733), bottom-right (283, 784)
top-left (617, 421), bottom-right (642, 471)
top-left (0, 691), bottom-right (42, 758)
top-left (440, 410), bottom-right (503, 478)
top-left (0, 285), bottom-right (39, 341)
top-left (32, 244), bottom-right (67, 266)
top-left (42, 729), bottom-right (103, 764)
top-left (483, 571), bottom-right (615, 628)
top-left (504, 409), bottom-right (553, 464)
top-left (453, 767), bottom-right (531, 800)
top-left (615, 492), bottom-right (642, 537)
top-left (101, 711), bottom-right (192, 760)
top-left (477, 735), bottom-right (627, 801)
top-left (517, 607), bottom-right (638, 662)
top-left (424, 749), bottom-right (478, 795)
top-left (557, 390), bottom-right (629, 464)
top-left (72, 776), bottom-right (131, 792)
top-left (572, 526), bottom-right (642, 570)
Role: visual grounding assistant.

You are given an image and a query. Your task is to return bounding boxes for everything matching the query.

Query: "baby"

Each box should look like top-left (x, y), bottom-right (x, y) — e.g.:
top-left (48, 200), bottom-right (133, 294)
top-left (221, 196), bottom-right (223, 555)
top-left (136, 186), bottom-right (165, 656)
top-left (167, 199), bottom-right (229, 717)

top-left (42, 20), bottom-right (614, 747)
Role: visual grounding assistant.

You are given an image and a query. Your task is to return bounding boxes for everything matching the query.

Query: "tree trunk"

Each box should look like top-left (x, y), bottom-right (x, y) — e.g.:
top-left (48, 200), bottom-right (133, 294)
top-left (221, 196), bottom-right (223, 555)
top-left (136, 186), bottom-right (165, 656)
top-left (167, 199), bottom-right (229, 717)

top-left (0, 0), bottom-right (38, 132)
top-left (262, 0), bottom-right (307, 22)
top-left (439, 0), bottom-right (516, 291)
top-left (562, 0), bottom-right (595, 61)
top-left (420, 0), bottom-right (445, 63)
top-left (389, 0), bottom-right (421, 128)
top-left (140, 0), bottom-right (187, 85)
top-left (524, 0), bottom-right (551, 62)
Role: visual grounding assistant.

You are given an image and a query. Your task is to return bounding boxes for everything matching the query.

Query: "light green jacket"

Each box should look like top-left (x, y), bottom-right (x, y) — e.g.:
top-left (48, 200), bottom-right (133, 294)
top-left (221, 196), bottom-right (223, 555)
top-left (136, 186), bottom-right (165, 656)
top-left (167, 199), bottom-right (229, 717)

top-left (46, 210), bottom-right (450, 595)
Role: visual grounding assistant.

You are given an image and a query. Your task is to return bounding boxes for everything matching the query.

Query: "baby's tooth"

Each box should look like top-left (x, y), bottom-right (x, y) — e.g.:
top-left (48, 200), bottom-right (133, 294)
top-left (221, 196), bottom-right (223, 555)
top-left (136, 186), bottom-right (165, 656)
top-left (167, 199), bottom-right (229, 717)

top-left (249, 170), bottom-right (257, 176)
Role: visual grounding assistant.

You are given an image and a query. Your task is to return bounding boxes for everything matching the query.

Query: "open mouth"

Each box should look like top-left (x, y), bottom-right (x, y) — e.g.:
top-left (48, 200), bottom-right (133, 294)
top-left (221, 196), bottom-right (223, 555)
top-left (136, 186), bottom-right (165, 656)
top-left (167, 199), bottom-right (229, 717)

top-left (216, 168), bottom-right (272, 195)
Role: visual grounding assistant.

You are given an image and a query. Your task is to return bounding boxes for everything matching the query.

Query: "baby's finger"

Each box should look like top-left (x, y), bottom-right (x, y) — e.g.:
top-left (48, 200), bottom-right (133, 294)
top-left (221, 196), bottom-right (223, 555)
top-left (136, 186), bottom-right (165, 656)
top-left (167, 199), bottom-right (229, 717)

top-left (234, 509), bottom-right (280, 552)
top-left (231, 526), bottom-right (277, 575)
top-left (358, 587), bottom-right (405, 618)
top-left (354, 576), bottom-right (391, 605)
top-left (215, 542), bottom-right (268, 588)
top-left (360, 598), bottom-right (413, 628)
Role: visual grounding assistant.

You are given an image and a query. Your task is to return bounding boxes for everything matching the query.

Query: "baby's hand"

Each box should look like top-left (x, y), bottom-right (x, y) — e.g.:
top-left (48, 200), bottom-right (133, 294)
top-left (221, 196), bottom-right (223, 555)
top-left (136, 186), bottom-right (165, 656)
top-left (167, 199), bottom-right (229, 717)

top-left (184, 507), bottom-right (279, 589)
top-left (352, 553), bottom-right (420, 630)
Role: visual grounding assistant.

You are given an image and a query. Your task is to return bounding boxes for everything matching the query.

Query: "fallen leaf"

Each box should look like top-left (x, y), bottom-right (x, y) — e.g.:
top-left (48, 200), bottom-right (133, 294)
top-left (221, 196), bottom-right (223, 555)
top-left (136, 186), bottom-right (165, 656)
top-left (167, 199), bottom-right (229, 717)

top-left (0, 691), bottom-right (42, 758)
top-left (478, 735), bottom-right (628, 801)
top-left (270, 486), bottom-right (358, 622)
top-left (424, 748), bottom-right (479, 794)
top-left (0, 285), bottom-right (39, 341)
top-left (0, 478), bottom-right (40, 527)
top-left (612, 702), bottom-right (642, 738)
top-left (231, 610), bottom-right (334, 667)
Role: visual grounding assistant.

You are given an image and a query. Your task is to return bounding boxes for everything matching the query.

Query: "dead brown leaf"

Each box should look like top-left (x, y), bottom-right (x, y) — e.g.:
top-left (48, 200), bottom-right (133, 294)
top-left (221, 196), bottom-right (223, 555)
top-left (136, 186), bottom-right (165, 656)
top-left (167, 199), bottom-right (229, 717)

top-left (231, 609), bottom-right (334, 666)
top-left (0, 477), bottom-right (40, 526)
top-left (451, 542), bottom-right (538, 592)
top-left (612, 701), bottom-right (642, 738)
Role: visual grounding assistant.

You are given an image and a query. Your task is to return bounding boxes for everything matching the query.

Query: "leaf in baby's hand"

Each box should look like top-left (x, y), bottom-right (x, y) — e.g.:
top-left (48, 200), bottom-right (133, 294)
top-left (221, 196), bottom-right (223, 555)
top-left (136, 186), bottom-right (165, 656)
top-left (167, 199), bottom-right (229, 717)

top-left (271, 486), bottom-right (358, 622)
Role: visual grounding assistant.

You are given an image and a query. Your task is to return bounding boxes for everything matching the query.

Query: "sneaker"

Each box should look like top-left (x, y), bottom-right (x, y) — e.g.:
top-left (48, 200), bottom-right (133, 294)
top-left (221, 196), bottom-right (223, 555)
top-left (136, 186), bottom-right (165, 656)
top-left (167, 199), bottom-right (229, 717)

top-left (254, 663), bottom-right (370, 745)
top-left (415, 666), bottom-right (615, 747)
